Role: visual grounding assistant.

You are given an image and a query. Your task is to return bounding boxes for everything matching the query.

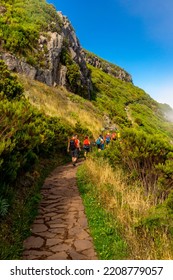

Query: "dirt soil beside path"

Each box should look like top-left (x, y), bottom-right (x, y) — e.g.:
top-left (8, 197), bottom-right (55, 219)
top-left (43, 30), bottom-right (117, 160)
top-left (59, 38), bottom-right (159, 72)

top-left (23, 161), bottom-right (98, 260)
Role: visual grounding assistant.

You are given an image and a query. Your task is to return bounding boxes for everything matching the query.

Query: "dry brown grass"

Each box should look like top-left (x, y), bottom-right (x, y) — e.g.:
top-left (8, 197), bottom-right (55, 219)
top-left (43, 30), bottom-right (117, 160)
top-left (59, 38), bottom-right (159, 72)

top-left (19, 74), bottom-right (104, 138)
top-left (83, 157), bottom-right (173, 259)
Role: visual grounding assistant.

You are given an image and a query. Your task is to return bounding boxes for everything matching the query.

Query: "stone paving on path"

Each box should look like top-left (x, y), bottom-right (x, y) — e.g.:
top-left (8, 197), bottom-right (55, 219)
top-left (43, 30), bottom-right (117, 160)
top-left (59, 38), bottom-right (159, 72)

top-left (23, 162), bottom-right (98, 260)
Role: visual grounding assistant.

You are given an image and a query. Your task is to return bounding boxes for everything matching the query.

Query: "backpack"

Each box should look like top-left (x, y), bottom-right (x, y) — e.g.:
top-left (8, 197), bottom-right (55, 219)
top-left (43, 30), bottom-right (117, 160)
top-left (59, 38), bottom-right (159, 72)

top-left (83, 139), bottom-right (90, 146)
top-left (105, 134), bottom-right (110, 142)
top-left (69, 139), bottom-right (76, 150)
top-left (111, 132), bottom-right (117, 140)
top-left (96, 137), bottom-right (101, 145)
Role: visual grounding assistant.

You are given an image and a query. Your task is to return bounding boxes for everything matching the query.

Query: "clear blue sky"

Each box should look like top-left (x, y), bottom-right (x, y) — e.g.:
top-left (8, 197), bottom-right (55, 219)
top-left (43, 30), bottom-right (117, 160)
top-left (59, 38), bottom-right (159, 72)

top-left (48, 0), bottom-right (173, 108)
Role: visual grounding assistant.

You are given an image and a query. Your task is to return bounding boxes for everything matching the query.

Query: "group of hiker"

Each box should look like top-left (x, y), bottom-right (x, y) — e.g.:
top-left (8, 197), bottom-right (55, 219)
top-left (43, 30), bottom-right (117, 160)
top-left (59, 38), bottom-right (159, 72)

top-left (95, 131), bottom-right (120, 151)
top-left (67, 131), bottom-right (120, 166)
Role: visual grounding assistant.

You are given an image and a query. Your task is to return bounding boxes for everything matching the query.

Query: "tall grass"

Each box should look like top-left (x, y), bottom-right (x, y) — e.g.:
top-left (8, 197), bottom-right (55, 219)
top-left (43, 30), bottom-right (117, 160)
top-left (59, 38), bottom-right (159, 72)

top-left (19, 75), bottom-right (103, 138)
top-left (78, 157), bottom-right (173, 259)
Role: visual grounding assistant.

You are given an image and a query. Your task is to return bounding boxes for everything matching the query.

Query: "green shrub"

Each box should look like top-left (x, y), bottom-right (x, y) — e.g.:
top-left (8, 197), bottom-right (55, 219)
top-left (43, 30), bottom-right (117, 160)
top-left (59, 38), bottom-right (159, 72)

top-left (60, 48), bottom-right (89, 97)
top-left (135, 191), bottom-right (173, 241)
top-left (74, 121), bottom-right (92, 138)
top-left (0, 60), bottom-right (23, 99)
top-left (105, 128), bottom-right (173, 199)
top-left (0, 63), bottom-right (73, 198)
top-left (0, 0), bottom-right (62, 63)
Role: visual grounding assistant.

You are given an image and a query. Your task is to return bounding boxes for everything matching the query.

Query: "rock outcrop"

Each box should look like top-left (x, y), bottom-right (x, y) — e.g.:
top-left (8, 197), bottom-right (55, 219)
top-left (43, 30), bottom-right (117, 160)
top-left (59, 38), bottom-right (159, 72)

top-left (82, 49), bottom-right (132, 83)
top-left (1, 8), bottom-right (132, 98)
top-left (1, 11), bottom-right (92, 98)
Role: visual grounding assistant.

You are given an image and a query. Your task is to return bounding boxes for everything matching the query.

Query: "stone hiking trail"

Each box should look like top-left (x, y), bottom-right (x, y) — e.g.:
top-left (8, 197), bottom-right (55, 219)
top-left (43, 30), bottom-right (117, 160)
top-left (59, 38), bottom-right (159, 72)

top-left (23, 162), bottom-right (98, 260)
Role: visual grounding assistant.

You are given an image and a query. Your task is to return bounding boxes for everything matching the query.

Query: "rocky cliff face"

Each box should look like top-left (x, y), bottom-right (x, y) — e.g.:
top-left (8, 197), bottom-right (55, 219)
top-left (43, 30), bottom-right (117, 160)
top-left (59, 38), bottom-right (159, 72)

top-left (1, 11), bottom-right (92, 98)
top-left (1, 8), bottom-right (132, 98)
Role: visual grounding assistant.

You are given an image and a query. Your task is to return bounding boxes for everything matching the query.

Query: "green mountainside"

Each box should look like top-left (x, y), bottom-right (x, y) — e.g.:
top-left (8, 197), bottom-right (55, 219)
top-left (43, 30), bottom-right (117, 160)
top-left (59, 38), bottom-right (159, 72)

top-left (1, 0), bottom-right (173, 260)
top-left (0, 0), bottom-right (61, 56)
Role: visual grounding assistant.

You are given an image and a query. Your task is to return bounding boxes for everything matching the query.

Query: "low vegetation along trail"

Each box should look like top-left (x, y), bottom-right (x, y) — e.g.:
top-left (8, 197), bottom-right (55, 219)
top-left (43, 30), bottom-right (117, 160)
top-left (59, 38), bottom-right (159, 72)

top-left (23, 162), bottom-right (97, 260)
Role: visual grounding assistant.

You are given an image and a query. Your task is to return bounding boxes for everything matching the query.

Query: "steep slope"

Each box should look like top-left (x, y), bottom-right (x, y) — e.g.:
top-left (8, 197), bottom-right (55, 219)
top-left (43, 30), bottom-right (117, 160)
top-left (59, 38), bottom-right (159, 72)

top-left (0, 0), bottom-right (91, 97)
top-left (19, 74), bottom-right (104, 138)
top-left (0, 0), bottom-right (132, 99)
top-left (89, 65), bottom-right (173, 138)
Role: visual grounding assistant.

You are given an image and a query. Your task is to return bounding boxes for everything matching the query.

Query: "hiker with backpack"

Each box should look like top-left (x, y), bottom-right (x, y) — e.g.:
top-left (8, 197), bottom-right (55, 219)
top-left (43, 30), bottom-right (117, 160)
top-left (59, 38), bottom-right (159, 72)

top-left (83, 136), bottom-right (91, 159)
top-left (117, 131), bottom-right (121, 140)
top-left (74, 134), bottom-right (81, 160)
top-left (111, 131), bottom-right (117, 141)
top-left (67, 135), bottom-right (81, 166)
top-left (105, 132), bottom-right (111, 145)
top-left (96, 134), bottom-right (104, 151)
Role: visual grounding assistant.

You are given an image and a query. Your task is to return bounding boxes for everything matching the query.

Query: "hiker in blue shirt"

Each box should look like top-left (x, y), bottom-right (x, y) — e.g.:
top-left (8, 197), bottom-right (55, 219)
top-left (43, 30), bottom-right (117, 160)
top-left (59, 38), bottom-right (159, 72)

top-left (105, 132), bottom-right (111, 146)
top-left (100, 134), bottom-right (105, 150)
top-left (96, 134), bottom-right (104, 151)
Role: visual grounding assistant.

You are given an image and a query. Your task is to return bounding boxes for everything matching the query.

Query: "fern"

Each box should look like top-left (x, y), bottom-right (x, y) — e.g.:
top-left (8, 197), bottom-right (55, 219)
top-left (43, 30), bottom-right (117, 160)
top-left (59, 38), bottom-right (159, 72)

top-left (0, 197), bottom-right (9, 217)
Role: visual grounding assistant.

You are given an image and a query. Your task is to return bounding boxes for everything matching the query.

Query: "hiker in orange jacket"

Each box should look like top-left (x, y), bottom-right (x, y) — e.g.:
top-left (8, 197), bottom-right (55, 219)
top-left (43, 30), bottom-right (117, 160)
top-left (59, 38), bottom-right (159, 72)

top-left (83, 136), bottom-right (91, 159)
top-left (74, 134), bottom-right (81, 161)
top-left (111, 131), bottom-right (117, 141)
